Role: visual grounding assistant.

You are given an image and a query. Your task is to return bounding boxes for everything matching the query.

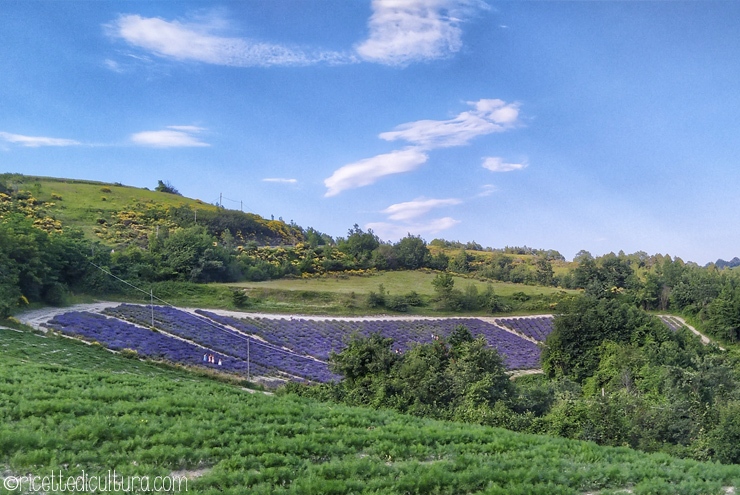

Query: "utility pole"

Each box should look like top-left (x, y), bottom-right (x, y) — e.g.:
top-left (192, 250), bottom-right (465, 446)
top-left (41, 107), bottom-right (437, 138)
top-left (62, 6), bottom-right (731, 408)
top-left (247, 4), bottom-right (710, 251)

top-left (219, 193), bottom-right (222, 208)
top-left (247, 338), bottom-right (250, 382)
top-left (150, 289), bottom-right (154, 328)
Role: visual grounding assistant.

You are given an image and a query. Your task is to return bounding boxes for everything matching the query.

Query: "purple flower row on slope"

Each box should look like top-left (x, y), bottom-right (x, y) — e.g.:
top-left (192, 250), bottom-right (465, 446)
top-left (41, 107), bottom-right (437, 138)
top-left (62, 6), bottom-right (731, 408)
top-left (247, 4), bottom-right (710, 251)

top-left (495, 317), bottom-right (555, 342)
top-left (103, 304), bottom-right (336, 382)
top-left (660, 316), bottom-right (686, 332)
top-left (44, 311), bottom-right (271, 376)
top-left (196, 311), bottom-right (541, 370)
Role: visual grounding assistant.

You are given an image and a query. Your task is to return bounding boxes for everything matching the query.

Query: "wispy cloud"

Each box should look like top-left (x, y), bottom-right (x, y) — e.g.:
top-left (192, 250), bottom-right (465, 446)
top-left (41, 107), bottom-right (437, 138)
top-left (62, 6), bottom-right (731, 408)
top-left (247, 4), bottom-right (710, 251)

top-left (106, 13), bottom-right (353, 67)
top-left (324, 148), bottom-right (428, 197)
top-left (131, 126), bottom-right (210, 148)
top-left (367, 217), bottom-right (460, 241)
top-left (381, 197), bottom-right (462, 221)
top-left (482, 156), bottom-right (527, 172)
top-left (367, 196), bottom-right (462, 241)
top-left (379, 99), bottom-right (520, 149)
top-left (323, 99), bottom-right (520, 196)
top-left (0, 131), bottom-right (81, 148)
top-left (262, 178), bottom-right (298, 184)
top-left (477, 184), bottom-right (497, 197)
top-left (356, 0), bottom-right (487, 66)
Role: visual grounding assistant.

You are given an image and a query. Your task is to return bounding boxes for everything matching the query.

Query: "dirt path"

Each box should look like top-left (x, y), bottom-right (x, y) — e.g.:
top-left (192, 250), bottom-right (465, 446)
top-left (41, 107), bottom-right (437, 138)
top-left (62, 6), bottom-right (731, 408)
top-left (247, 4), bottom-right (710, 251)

top-left (16, 302), bottom-right (120, 331)
top-left (658, 314), bottom-right (721, 349)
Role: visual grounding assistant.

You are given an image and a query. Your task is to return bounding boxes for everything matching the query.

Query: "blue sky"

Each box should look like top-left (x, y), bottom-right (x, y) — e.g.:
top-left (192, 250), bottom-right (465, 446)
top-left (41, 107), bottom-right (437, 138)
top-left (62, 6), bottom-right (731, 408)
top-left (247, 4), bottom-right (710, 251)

top-left (2, 1), bottom-right (739, 265)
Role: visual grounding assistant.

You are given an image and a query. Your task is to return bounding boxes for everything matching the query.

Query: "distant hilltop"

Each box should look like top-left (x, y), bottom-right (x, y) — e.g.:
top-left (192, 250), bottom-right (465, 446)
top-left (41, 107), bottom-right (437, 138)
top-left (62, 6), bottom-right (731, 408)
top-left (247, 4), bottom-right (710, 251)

top-left (712, 257), bottom-right (740, 269)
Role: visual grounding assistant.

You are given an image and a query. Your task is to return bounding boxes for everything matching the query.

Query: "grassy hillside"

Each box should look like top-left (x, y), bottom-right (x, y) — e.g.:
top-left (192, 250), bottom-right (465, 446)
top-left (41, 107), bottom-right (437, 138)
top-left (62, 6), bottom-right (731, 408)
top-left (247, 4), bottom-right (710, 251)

top-left (1, 174), bottom-right (213, 236)
top-left (0, 173), bottom-right (300, 246)
top-left (2, 325), bottom-right (740, 494)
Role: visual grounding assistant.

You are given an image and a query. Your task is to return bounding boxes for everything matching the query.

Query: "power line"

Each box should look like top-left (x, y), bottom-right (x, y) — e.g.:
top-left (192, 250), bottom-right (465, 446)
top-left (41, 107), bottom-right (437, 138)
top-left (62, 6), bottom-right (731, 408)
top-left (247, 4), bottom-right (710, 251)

top-left (87, 260), bottom-right (326, 366)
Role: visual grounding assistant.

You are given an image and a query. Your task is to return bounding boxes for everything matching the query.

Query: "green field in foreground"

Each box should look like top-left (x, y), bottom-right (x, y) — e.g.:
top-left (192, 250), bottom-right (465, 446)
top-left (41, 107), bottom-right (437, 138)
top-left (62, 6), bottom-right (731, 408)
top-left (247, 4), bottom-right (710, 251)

top-left (2, 325), bottom-right (740, 495)
top-left (226, 270), bottom-right (576, 298)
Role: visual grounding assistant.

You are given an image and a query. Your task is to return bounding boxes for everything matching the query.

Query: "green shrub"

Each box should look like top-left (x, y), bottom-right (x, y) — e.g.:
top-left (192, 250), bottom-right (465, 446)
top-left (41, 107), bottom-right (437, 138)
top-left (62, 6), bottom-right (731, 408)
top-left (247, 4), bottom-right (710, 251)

top-left (386, 295), bottom-right (409, 312)
top-left (232, 289), bottom-right (249, 308)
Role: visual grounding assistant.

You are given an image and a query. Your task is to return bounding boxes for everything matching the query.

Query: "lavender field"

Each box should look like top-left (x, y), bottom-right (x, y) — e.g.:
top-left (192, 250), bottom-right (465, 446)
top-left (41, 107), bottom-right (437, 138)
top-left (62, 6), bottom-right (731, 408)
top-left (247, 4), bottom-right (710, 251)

top-left (44, 304), bottom-right (545, 383)
top-left (495, 316), bottom-right (555, 342)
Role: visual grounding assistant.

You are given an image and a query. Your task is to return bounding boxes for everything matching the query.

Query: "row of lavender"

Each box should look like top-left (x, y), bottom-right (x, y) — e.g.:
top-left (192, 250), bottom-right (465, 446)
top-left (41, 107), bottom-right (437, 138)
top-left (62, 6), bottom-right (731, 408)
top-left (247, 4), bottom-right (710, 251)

top-left (660, 316), bottom-right (687, 332)
top-left (102, 304), bottom-right (336, 382)
top-left (493, 315), bottom-right (686, 342)
top-left (196, 311), bottom-right (542, 370)
top-left (43, 311), bottom-right (271, 377)
top-left (495, 317), bottom-right (555, 342)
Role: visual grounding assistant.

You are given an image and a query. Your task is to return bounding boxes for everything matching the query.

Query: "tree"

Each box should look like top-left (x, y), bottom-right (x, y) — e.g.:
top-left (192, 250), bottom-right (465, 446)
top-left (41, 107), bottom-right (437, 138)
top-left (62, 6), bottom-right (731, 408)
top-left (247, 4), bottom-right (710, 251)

top-left (542, 295), bottom-right (662, 382)
top-left (448, 337), bottom-right (513, 409)
top-left (394, 234), bottom-right (430, 270)
top-left (155, 180), bottom-right (181, 195)
top-left (329, 332), bottom-right (399, 406)
top-left (431, 272), bottom-right (455, 306)
top-left (337, 224), bottom-right (380, 268)
top-left (448, 249), bottom-right (470, 274)
top-left (535, 256), bottom-right (554, 286)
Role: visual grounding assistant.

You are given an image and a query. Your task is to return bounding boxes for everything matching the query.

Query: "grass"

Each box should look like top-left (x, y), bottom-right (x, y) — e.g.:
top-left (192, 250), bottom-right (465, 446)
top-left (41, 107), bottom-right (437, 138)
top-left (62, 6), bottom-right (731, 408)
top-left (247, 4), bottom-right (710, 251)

top-left (226, 270), bottom-right (576, 298)
top-left (2, 324), bottom-right (740, 494)
top-left (219, 270), bottom-right (577, 316)
top-left (2, 174), bottom-right (217, 238)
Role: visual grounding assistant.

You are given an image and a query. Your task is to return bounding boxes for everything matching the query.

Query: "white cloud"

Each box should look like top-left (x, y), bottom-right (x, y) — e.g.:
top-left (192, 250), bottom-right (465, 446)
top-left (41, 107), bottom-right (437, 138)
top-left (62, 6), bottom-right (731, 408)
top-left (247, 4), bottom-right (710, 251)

top-left (379, 99), bottom-right (520, 148)
top-left (368, 196), bottom-right (462, 241)
top-left (381, 197), bottom-right (462, 221)
top-left (356, 0), bottom-right (486, 66)
top-left (324, 148), bottom-right (428, 197)
top-left (103, 59), bottom-right (124, 73)
top-left (262, 178), bottom-right (298, 184)
top-left (477, 184), bottom-right (497, 197)
top-left (324, 99), bottom-right (521, 195)
top-left (0, 131), bottom-right (81, 148)
top-left (366, 217), bottom-right (460, 241)
top-left (482, 156), bottom-right (527, 172)
top-left (131, 126), bottom-right (210, 148)
top-left (107, 13), bottom-right (352, 67)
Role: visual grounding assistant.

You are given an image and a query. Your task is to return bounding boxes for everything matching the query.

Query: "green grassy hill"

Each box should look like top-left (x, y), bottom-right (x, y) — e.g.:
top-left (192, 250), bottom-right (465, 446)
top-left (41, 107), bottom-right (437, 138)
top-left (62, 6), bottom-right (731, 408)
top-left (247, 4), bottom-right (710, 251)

top-left (0, 173), bottom-right (301, 246)
top-left (2, 324), bottom-right (740, 494)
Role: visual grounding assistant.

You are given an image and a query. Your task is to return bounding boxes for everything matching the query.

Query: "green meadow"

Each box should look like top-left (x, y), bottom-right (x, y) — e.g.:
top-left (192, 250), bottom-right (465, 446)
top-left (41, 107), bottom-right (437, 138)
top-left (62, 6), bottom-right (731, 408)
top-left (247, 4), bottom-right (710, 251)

top-left (221, 270), bottom-right (577, 315)
top-left (228, 270), bottom-right (573, 298)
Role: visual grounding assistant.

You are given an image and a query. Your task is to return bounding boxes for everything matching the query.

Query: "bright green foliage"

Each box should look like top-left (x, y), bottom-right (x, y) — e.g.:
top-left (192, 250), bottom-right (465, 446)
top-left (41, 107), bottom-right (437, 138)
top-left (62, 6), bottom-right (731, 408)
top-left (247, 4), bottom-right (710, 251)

top-left (448, 249), bottom-right (471, 274)
top-left (0, 213), bottom-right (89, 312)
top-left (705, 283), bottom-right (740, 341)
top-left (324, 327), bottom-right (513, 421)
top-left (542, 296), bottom-right (666, 382)
top-left (394, 234), bottom-right (431, 270)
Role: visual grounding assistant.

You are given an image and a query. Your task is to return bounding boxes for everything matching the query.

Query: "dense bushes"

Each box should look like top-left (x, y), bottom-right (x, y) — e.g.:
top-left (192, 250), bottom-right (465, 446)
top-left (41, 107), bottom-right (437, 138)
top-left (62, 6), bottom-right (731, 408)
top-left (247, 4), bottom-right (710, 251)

top-left (0, 214), bottom-right (90, 315)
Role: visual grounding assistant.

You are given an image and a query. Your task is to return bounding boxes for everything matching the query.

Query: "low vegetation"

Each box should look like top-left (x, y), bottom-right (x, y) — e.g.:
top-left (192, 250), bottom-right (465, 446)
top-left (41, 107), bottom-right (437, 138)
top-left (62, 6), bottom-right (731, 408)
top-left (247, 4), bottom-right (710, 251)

top-left (3, 326), bottom-right (740, 494)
